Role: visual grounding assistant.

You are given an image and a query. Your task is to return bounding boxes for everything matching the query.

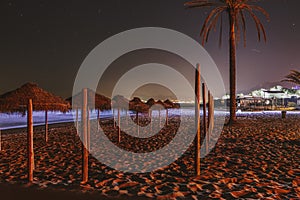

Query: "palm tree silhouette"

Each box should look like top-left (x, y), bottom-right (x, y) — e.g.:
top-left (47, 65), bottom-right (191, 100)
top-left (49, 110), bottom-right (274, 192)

top-left (185, 0), bottom-right (269, 123)
top-left (282, 70), bottom-right (300, 85)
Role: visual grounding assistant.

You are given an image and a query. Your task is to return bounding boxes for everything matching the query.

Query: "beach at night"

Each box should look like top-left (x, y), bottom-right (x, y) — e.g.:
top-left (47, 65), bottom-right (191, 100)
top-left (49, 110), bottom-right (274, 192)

top-left (0, 111), bottom-right (299, 199)
top-left (1, 0), bottom-right (300, 199)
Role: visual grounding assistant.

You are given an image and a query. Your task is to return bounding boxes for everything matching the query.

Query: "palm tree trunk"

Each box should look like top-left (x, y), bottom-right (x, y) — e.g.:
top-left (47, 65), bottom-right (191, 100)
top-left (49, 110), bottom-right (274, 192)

top-left (229, 10), bottom-right (237, 123)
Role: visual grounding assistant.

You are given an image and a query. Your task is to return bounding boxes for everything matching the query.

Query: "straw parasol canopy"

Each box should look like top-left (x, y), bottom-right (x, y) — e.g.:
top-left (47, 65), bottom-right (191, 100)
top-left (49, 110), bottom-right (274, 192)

top-left (67, 89), bottom-right (111, 111)
top-left (155, 100), bottom-right (165, 108)
top-left (112, 95), bottom-right (129, 110)
top-left (146, 98), bottom-right (156, 107)
top-left (164, 99), bottom-right (180, 109)
top-left (0, 82), bottom-right (70, 113)
top-left (0, 82), bottom-right (70, 145)
top-left (129, 97), bottom-right (149, 113)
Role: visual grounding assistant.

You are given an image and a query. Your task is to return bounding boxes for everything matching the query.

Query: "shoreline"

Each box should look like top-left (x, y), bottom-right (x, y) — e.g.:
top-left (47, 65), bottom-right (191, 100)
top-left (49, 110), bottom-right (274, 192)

top-left (1, 109), bottom-right (300, 132)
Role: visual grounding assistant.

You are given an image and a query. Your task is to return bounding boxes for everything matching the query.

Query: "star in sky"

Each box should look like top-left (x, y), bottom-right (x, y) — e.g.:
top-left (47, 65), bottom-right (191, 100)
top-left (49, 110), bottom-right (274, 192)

top-left (291, 23), bottom-right (296, 32)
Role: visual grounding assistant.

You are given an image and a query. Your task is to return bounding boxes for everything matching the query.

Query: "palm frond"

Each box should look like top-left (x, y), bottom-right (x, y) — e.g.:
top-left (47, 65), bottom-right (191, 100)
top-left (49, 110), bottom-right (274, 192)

top-left (281, 70), bottom-right (300, 85)
top-left (243, 4), bottom-right (268, 42)
top-left (219, 14), bottom-right (223, 47)
top-left (200, 6), bottom-right (227, 44)
top-left (184, 0), bottom-right (220, 8)
top-left (239, 10), bottom-right (247, 46)
top-left (185, 0), bottom-right (269, 46)
top-left (248, 5), bottom-right (270, 21)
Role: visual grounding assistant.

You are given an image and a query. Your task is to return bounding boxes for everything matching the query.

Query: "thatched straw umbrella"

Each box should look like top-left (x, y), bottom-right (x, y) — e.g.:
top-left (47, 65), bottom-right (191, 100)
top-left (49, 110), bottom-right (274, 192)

top-left (163, 99), bottom-right (180, 126)
top-left (129, 97), bottom-right (149, 136)
top-left (67, 90), bottom-right (111, 130)
top-left (146, 98), bottom-right (156, 107)
top-left (146, 98), bottom-right (156, 131)
top-left (146, 98), bottom-right (156, 116)
top-left (163, 99), bottom-right (173, 126)
top-left (0, 82), bottom-right (70, 142)
top-left (68, 89), bottom-right (111, 110)
top-left (130, 97), bottom-right (149, 113)
top-left (129, 97), bottom-right (149, 118)
top-left (0, 82), bottom-right (69, 182)
top-left (155, 100), bottom-right (165, 128)
top-left (68, 88), bottom-right (111, 184)
top-left (112, 95), bottom-right (129, 110)
top-left (112, 95), bottom-right (129, 142)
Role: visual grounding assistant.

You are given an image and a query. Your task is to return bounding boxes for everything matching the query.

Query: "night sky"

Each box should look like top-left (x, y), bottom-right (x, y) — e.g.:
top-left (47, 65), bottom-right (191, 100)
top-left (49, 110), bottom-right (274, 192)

top-left (1, 0), bottom-right (300, 99)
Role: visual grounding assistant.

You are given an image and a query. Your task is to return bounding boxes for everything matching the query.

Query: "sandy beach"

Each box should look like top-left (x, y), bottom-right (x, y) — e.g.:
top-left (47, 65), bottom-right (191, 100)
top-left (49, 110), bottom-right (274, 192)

top-left (0, 112), bottom-right (299, 199)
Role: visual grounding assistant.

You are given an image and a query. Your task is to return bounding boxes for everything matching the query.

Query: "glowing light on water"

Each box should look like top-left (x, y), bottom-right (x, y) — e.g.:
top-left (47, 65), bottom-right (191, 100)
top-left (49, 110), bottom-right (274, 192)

top-left (0, 109), bottom-right (299, 130)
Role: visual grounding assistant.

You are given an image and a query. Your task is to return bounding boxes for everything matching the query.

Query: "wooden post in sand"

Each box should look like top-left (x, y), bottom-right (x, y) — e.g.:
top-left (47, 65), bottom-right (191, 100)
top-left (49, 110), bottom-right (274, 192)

top-left (27, 99), bottom-right (34, 182)
top-left (208, 93), bottom-right (214, 137)
top-left (150, 109), bottom-right (152, 133)
top-left (0, 130), bottom-right (2, 151)
top-left (97, 109), bottom-right (100, 130)
top-left (136, 111), bottom-right (140, 136)
top-left (76, 108), bottom-right (79, 130)
top-left (113, 108), bottom-right (116, 128)
top-left (82, 88), bottom-right (88, 184)
top-left (125, 109), bottom-right (128, 125)
top-left (195, 64), bottom-right (201, 176)
top-left (206, 91), bottom-right (211, 154)
top-left (159, 108), bottom-right (161, 128)
top-left (118, 107), bottom-right (121, 143)
top-left (166, 109), bottom-right (169, 126)
top-left (211, 95), bottom-right (214, 127)
top-left (87, 107), bottom-right (90, 151)
top-left (45, 110), bottom-right (48, 143)
top-left (202, 83), bottom-right (207, 155)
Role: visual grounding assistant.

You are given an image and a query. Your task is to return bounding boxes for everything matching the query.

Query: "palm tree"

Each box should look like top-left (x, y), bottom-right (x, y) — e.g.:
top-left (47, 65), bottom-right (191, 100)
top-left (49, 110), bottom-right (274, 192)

top-left (282, 70), bottom-right (300, 85)
top-left (185, 0), bottom-right (269, 123)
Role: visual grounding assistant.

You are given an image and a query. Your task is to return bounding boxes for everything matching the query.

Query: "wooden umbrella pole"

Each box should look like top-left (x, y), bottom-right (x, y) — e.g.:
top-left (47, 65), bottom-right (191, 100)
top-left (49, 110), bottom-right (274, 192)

top-left (97, 109), bottom-right (100, 130)
top-left (211, 94), bottom-right (214, 130)
top-left (206, 90), bottom-right (211, 154)
top-left (166, 109), bottom-right (169, 126)
top-left (118, 107), bottom-right (121, 143)
top-left (195, 64), bottom-right (201, 176)
top-left (45, 110), bottom-right (48, 143)
top-left (87, 107), bottom-right (90, 151)
top-left (202, 83), bottom-right (208, 156)
top-left (82, 89), bottom-right (88, 184)
top-left (208, 94), bottom-right (214, 139)
top-left (125, 109), bottom-right (128, 125)
top-left (27, 99), bottom-right (34, 182)
top-left (113, 108), bottom-right (116, 128)
top-left (137, 111), bottom-right (140, 136)
top-left (76, 108), bottom-right (79, 130)
top-left (150, 109), bottom-right (152, 134)
top-left (159, 108), bottom-right (161, 128)
top-left (0, 129), bottom-right (1, 151)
